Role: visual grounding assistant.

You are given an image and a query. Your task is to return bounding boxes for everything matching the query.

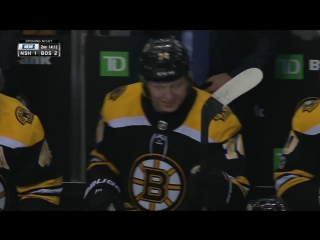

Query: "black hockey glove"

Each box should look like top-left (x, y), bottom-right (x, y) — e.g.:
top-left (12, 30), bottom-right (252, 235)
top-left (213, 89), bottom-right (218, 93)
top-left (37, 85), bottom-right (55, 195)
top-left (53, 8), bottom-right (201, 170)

top-left (189, 165), bottom-right (232, 210)
top-left (84, 178), bottom-right (124, 211)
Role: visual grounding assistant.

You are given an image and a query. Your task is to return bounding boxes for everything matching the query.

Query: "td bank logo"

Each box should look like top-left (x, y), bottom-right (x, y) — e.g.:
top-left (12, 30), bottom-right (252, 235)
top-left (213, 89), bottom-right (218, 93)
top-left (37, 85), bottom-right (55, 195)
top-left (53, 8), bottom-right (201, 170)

top-left (273, 148), bottom-right (283, 171)
top-left (100, 51), bottom-right (129, 77)
top-left (275, 54), bottom-right (304, 80)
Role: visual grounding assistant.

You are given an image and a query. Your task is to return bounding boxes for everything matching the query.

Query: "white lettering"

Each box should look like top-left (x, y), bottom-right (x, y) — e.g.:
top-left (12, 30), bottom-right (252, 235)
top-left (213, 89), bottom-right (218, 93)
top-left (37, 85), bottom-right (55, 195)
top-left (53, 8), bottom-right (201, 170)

top-left (18, 57), bottom-right (52, 65)
top-left (103, 56), bottom-right (126, 71)
top-left (83, 178), bottom-right (121, 199)
top-left (156, 71), bottom-right (175, 76)
top-left (309, 59), bottom-right (320, 71)
top-left (278, 59), bottom-right (300, 74)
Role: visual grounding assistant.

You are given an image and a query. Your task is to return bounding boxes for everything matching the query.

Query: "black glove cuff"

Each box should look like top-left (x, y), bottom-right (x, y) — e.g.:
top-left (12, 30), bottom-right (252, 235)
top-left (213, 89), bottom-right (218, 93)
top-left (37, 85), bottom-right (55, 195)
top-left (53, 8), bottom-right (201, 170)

top-left (84, 178), bottom-right (123, 211)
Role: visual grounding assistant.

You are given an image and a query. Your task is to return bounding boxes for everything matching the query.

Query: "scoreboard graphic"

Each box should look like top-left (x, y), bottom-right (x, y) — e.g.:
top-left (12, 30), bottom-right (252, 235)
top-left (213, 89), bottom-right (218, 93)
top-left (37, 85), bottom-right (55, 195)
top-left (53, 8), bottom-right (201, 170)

top-left (17, 39), bottom-right (61, 57)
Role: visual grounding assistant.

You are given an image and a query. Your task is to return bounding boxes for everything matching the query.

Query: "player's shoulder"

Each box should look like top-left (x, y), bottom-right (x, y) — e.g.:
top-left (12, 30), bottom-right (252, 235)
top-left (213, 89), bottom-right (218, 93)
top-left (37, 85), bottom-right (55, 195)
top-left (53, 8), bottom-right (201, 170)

top-left (193, 88), bottom-right (242, 143)
top-left (100, 82), bottom-right (144, 121)
top-left (292, 97), bottom-right (320, 135)
top-left (0, 94), bottom-right (44, 148)
top-left (209, 105), bottom-right (241, 143)
top-left (194, 87), bottom-right (212, 101)
top-left (102, 82), bottom-right (142, 107)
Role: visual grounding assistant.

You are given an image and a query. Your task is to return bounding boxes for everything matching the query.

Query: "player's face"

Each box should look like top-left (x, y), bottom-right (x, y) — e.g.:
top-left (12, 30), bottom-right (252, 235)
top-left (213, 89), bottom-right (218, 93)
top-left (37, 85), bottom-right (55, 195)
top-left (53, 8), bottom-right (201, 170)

top-left (147, 77), bottom-right (189, 113)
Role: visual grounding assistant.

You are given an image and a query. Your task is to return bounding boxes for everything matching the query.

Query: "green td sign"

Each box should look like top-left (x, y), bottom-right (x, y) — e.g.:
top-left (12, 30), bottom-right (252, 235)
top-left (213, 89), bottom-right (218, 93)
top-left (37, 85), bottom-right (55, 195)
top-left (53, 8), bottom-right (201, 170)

top-left (100, 51), bottom-right (129, 77)
top-left (273, 148), bottom-right (284, 171)
top-left (275, 54), bottom-right (304, 80)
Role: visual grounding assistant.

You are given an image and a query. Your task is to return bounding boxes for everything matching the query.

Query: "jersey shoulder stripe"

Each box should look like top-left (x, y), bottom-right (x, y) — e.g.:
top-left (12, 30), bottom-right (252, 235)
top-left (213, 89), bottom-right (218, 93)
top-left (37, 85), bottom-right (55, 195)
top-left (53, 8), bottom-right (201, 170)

top-left (292, 97), bottom-right (320, 135)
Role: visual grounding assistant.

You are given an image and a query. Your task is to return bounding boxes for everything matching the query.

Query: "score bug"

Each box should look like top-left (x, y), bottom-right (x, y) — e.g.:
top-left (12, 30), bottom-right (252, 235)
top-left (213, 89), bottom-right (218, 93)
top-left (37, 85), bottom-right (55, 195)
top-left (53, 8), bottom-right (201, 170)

top-left (40, 51), bottom-right (52, 56)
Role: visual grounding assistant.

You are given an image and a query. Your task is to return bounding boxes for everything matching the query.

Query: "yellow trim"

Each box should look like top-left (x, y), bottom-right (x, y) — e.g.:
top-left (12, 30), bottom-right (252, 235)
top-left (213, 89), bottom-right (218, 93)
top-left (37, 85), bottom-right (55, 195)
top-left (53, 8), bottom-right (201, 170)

top-left (0, 94), bottom-right (45, 146)
top-left (0, 191), bottom-right (5, 198)
top-left (20, 194), bottom-right (60, 205)
top-left (274, 169), bottom-right (314, 180)
top-left (231, 179), bottom-right (246, 196)
top-left (91, 150), bottom-right (108, 161)
top-left (16, 176), bottom-right (63, 194)
top-left (235, 176), bottom-right (250, 186)
top-left (87, 150), bottom-right (119, 174)
top-left (124, 202), bottom-right (138, 211)
top-left (292, 97), bottom-right (320, 134)
top-left (276, 177), bottom-right (310, 197)
top-left (102, 83), bottom-right (145, 122)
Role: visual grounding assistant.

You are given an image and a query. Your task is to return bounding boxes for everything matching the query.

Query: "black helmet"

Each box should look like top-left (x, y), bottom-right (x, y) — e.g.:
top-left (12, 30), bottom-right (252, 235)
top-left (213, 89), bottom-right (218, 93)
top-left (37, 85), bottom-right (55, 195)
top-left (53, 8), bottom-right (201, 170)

top-left (0, 68), bottom-right (4, 92)
top-left (246, 196), bottom-right (290, 211)
top-left (140, 36), bottom-right (191, 82)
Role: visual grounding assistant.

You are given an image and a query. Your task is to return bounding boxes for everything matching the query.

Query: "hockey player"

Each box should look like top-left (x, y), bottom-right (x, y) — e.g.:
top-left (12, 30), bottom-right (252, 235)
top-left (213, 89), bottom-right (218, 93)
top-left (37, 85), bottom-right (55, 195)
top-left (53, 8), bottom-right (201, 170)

top-left (0, 68), bottom-right (63, 211)
top-left (84, 37), bottom-right (250, 211)
top-left (274, 97), bottom-right (320, 211)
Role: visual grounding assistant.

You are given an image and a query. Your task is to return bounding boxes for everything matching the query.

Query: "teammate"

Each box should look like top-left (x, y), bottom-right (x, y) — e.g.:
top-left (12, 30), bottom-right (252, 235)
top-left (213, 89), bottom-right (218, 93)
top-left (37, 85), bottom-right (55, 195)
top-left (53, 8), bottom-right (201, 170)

top-left (0, 68), bottom-right (63, 211)
top-left (274, 97), bottom-right (320, 211)
top-left (246, 196), bottom-right (290, 211)
top-left (83, 37), bottom-right (250, 211)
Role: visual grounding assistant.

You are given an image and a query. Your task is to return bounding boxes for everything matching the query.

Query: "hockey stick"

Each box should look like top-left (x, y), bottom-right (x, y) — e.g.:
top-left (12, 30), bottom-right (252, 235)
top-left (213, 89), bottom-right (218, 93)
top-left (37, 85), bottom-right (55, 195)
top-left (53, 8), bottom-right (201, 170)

top-left (199, 68), bottom-right (263, 211)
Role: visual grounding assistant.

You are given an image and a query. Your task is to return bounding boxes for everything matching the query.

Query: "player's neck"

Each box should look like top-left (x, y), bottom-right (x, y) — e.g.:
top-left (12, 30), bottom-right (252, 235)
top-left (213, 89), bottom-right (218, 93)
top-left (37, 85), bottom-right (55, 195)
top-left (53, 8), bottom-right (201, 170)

top-left (151, 100), bottom-right (169, 114)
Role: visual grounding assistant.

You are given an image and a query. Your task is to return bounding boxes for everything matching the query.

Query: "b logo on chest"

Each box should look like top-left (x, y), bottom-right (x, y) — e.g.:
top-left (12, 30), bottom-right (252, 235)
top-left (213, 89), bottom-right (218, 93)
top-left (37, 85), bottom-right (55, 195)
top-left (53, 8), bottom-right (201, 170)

top-left (128, 153), bottom-right (186, 211)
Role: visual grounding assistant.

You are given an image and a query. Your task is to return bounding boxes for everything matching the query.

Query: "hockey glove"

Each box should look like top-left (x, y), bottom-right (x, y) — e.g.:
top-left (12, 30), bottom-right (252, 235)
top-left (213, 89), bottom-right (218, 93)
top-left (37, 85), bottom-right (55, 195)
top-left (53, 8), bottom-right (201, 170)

top-left (189, 165), bottom-right (232, 210)
top-left (84, 178), bottom-right (124, 211)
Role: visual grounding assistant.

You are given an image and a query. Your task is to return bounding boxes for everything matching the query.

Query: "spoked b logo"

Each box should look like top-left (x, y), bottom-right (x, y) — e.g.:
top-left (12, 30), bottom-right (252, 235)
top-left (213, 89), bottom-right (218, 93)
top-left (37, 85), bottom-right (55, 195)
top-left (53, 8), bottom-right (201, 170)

top-left (129, 154), bottom-right (186, 211)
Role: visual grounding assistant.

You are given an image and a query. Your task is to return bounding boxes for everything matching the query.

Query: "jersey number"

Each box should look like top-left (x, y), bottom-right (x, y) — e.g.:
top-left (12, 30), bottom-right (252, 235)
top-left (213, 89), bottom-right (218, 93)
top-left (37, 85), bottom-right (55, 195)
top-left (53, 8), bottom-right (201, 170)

top-left (223, 134), bottom-right (245, 160)
top-left (0, 147), bottom-right (9, 170)
top-left (38, 140), bottom-right (52, 167)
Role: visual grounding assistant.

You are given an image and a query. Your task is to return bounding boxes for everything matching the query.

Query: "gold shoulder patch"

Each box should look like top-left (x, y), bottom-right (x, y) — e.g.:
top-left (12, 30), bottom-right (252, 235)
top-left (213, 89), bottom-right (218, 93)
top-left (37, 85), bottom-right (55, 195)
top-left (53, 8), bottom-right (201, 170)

top-left (109, 86), bottom-right (126, 101)
top-left (15, 106), bottom-right (34, 125)
top-left (298, 97), bottom-right (320, 113)
top-left (213, 106), bottom-right (230, 121)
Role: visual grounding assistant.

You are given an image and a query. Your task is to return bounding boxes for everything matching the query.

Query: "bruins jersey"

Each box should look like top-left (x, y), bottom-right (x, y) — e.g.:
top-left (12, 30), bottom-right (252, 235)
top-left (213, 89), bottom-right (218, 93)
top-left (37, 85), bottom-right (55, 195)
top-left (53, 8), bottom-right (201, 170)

top-left (0, 93), bottom-right (63, 211)
top-left (85, 82), bottom-right (250, 211)
top-left (274, 97), bottom-right (320, 210)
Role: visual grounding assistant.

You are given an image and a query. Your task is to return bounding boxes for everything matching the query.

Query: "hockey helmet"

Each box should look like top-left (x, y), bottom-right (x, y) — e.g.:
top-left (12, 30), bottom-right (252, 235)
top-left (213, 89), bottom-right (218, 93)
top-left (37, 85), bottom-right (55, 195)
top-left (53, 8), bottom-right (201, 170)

top-left (139, 36), bottom-right (191, 83)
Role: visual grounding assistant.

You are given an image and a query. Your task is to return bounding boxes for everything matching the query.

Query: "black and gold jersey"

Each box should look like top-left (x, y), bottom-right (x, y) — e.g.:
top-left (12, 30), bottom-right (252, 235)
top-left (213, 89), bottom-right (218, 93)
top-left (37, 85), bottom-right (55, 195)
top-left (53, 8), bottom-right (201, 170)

top-left (0, 93), bottom-right (63, 211)
top-left (85, 82), bottom-right (250, 211)
top-left (274, 97), bottom-right (320, 210)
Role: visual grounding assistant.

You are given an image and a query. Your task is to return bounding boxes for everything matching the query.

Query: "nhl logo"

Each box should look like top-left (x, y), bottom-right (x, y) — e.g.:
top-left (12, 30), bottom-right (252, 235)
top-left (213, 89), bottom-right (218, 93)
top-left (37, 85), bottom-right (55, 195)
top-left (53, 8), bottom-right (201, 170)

top-left (157, 120), bottom-right (168, 130)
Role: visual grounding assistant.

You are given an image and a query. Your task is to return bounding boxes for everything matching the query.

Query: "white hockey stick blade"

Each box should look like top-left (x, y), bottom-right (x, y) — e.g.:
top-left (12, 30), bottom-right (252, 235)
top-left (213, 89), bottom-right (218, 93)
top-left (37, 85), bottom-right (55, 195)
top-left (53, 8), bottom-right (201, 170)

top-left (211, 68), bottom-right (263, 106)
